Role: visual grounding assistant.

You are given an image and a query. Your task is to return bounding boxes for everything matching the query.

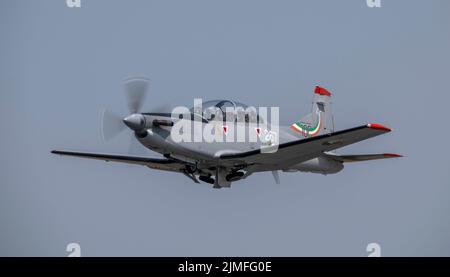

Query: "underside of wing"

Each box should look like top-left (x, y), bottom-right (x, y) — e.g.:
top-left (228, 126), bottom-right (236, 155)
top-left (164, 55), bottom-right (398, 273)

top-left (51, 150), bottom-right (185, 172)
top-left (220, 123), bottom-right (395, 169)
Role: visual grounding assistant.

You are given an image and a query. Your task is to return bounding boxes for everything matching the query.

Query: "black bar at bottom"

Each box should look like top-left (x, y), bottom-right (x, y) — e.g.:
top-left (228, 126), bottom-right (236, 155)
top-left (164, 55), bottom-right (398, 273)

top-left (1, 257), bottom-right (450, 275)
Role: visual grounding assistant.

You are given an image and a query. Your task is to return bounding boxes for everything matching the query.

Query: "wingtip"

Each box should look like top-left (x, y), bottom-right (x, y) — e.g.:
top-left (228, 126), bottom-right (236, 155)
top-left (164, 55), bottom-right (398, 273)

top-left (367, 123), bottom-right (392, 132)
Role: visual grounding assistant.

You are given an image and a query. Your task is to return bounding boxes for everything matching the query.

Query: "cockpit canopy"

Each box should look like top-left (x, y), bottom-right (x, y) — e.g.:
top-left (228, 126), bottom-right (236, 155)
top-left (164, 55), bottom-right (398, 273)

top-left (190, 99), bottom-right (263, 123)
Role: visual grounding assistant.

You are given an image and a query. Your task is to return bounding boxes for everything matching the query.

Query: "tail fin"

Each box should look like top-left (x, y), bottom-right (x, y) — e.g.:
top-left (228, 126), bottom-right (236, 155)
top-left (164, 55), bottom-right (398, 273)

top-left (290, 86), bottom-right (334, 137)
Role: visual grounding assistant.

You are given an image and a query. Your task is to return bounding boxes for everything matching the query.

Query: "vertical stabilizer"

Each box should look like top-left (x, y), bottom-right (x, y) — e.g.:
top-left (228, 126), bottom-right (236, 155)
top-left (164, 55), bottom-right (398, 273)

top-left (290, 86), bottom-right (334, 137)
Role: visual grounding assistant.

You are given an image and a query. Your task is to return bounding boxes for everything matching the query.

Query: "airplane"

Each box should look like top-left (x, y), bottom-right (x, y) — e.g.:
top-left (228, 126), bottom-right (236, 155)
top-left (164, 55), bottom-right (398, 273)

top-left (52, 78), bottom-right (401, 188)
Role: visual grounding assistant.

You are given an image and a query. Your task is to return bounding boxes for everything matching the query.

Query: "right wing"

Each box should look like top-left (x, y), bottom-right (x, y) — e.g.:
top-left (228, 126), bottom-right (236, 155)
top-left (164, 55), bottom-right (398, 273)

top-left (51, 150), bottom-right (185, 172)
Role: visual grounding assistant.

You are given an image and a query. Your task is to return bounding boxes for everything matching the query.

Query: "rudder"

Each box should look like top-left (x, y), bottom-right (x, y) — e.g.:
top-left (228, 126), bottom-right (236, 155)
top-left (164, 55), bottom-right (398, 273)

top-left (290, 86), bottom-right (334, 137)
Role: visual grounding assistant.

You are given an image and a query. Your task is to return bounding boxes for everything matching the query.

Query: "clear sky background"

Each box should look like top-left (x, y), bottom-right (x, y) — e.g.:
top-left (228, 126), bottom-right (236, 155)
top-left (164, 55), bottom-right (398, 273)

top-left (1, 0), bottom-right (450, 256)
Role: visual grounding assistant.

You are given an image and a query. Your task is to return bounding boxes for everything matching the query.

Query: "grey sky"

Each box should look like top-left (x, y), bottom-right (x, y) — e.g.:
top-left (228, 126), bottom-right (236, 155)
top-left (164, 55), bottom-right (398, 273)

top-left (1, 0), bottom-right (450, 256)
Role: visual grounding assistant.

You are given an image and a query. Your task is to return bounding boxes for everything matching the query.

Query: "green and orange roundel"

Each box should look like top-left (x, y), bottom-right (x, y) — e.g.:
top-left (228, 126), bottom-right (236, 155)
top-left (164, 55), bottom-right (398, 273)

top-left (290, 111), bottom-right (322, 137)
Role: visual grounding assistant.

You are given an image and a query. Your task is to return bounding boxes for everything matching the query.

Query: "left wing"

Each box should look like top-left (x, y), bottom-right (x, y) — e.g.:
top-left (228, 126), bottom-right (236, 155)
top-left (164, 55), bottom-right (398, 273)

top-left (220, 123), bottom-right (395, 169)
top-left (51, 150), bottom-right (185, 172)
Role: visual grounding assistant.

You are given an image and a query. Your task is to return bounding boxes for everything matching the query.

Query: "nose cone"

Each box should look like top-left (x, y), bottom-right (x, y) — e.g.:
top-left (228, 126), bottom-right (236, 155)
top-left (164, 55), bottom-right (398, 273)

top-left (123, 114), bottom-right (145, 130)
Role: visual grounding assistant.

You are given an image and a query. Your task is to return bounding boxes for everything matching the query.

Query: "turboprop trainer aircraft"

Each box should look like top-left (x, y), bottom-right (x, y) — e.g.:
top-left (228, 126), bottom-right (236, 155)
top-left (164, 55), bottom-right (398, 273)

top-left (52, 78), bottom-right (401, 188)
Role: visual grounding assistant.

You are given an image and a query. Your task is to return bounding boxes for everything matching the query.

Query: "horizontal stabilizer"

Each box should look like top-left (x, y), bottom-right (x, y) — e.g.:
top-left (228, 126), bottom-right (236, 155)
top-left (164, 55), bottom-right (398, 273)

top-left (326, 153), bottom-right (402, 163)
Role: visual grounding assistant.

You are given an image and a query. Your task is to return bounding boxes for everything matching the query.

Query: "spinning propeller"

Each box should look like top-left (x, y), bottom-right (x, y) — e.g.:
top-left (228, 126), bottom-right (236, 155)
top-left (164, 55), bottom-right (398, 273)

top-left (100, 77), bottom-right (151, 155)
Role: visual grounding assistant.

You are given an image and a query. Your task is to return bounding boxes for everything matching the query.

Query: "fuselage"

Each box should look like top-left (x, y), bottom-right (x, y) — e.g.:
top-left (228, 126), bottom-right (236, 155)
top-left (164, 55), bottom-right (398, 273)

top-left (136, 112), bottom-right (344, 175)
